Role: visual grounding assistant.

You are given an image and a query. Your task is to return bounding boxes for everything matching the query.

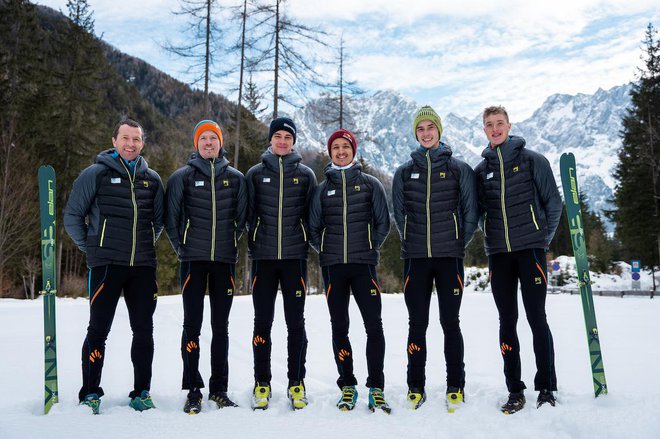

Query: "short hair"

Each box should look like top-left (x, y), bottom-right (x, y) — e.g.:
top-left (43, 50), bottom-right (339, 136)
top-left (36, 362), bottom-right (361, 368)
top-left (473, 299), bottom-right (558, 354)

top-left (112, 118), bottom-right (145, 142)
top-left (482, 106), bottom-right (509, 124)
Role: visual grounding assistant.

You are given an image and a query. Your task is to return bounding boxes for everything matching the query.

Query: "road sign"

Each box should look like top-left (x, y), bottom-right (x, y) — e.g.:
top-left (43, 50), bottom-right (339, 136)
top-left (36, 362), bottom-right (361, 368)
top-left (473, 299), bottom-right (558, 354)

top-left (552, 262), bottom-right (560, 271)
top-left (632, 272), bottom-right (641, 281)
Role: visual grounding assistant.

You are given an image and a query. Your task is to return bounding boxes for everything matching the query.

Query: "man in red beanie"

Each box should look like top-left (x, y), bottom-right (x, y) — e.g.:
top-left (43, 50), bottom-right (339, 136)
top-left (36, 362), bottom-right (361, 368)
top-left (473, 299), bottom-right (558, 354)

top-left (309, 128), bottom-right (392, 413)
top-left (165, 119), bottom-right (246, 413)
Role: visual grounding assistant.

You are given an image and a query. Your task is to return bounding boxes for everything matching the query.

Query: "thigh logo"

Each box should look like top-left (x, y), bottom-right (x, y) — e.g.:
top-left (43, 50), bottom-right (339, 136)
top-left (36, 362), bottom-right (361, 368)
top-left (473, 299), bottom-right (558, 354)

top-left (535, 277), bottom-right (543, 285)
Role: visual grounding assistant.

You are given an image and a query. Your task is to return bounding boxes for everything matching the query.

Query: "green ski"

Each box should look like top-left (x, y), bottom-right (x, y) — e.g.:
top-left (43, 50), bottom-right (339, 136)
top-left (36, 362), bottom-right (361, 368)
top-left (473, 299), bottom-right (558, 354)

top-left (559, 153), bottom-right (607, 397)
top-left (38, 165), bottom-right (59, 413)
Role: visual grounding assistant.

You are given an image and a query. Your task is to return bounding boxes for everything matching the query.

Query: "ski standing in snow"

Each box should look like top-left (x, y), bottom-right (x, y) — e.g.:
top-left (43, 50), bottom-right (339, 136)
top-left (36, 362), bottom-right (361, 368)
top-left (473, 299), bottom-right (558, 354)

top-left (64, 119), bottom-right (164, 414)
top-left (474, 106), bottom-right (563, 414)
top-left (392, 106), bottom-right (478, 412)
top-left (164, 120), bottom-right (247, 414)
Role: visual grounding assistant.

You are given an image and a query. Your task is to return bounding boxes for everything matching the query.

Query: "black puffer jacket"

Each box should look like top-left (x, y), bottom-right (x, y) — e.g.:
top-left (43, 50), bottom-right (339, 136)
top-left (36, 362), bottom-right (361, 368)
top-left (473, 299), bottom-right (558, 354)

top-left (474, 136), bottom-right (562, 255)
top-left (309, 162), bottom-right (390, 267)
top-left (165, 151), bottom-right (247, 263)
top-left (64, 149), bottom-right (164, 268)
top-left (246, 148), bottom-right (317, 260)
top-left (392, 144), bottom-right (478, 259)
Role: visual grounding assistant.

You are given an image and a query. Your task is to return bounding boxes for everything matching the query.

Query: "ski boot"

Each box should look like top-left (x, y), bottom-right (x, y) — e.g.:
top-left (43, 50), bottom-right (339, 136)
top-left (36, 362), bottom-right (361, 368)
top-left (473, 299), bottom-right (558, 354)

top-left (446, 386), bottom-right (464, 413)
top-left (501, 391), bottom-right (525, 414)
top-left (81, 393), bottom-right (101, 415)
top-left (337, 386), bottom-right (357, 411)
top-left (536, 389), bottom-right (556, 408)
top-left (210, 392), bottom-right (238, 408)
top-left (407, 388), bottom-right (426, 410)
top-left (368, 388), bottom-right (391, 414)
top-left (287, 381), bottom-right (308, 410)
top-left (129, 390), bottom-right (156, 412)
top-left (252, 382), bottom-right (271, 410)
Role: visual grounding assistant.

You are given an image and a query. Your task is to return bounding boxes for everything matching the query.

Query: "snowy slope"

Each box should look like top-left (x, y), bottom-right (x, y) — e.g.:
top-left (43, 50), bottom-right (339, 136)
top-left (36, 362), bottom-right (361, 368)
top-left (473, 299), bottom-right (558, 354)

top-left (2, 287), bottom-right (659, 438)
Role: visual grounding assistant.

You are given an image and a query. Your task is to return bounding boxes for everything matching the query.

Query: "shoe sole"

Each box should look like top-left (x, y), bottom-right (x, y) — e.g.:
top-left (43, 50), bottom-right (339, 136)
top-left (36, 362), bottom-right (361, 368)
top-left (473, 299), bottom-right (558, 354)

top-left (369, 405), bottom-right (392, 414)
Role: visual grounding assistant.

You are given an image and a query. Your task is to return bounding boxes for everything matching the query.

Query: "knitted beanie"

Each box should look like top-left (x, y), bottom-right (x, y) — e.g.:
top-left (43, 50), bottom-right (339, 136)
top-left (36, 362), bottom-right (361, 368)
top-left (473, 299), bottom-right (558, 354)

top-left (193, 120), bottom-right (223, 150)
top-left (269, 117), bottom-right (297, 144)
top-left (412, 106), bottom-right (443, 140)
top-left (327, 128), bottom-right (357, 157)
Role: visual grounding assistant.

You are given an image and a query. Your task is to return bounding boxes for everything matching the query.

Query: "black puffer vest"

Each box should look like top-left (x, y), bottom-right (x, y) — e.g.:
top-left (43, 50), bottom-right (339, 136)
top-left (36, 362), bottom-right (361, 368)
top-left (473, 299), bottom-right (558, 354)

top-left (400, 147), bottom-right (465, 258)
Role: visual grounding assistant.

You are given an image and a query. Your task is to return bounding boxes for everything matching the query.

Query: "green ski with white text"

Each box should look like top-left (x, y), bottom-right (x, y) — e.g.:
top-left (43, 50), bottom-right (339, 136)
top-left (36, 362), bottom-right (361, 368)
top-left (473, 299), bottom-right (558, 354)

top-left (559, 153), bottom-right (607, 397)
top-left (39, 165), bottom-right (59, 413)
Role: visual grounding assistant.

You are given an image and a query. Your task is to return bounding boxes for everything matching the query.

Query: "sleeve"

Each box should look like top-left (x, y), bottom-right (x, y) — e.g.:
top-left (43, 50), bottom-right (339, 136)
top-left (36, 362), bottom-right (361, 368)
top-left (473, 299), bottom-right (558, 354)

top-left (474, 161), bottom-right (487, 232)
top-left (370, 176), bottom-right (391, 249)
top-left (63, 165), bottom-right (99, 252)
top-left (308, 183), bottom-right (324, 253)
top-left (245, 165), bottom-right (258, 234)
top-left (303, 166), bottom-right (318, 230)
top-left (459, 161), bottom-right (478, 247)
top-left (235, 170), bottom-right (248, 241)
top-left (152, 171), bottom-right (165, 242)
top-left (164, 168), bottom-right (185, 252)
top-left (391, 165), bottom-right (406, 240)
top-left (532, 153), bottom-right (563, 248)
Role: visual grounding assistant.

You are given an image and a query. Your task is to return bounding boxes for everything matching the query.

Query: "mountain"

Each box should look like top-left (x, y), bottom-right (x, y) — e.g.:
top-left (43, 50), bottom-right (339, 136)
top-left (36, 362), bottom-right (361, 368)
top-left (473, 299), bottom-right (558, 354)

top-left (293, 84), bottom-right (633, 226)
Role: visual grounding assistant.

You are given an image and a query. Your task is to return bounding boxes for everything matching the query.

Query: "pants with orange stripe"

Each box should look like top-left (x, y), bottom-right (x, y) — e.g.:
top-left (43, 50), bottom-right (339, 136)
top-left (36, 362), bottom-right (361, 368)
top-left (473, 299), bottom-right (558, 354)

top-left (251, 259), bottom-right (307, 385)
top-left (489, 248), bottom-right (556, 392)
top-left (180, 261), bottom-right (235, 396)
top-left (322, 263), bottom-right (385, 390)
top-left (79, 265), bottom-right (157, 401)
top-left (403, 257), bottom-right (465, 391)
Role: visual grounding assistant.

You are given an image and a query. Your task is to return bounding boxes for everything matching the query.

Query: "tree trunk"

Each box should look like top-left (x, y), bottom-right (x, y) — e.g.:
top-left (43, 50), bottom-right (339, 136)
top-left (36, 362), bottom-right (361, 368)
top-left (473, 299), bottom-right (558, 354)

top-left (234, 0), bottom-right (248, 168)
top-left (273, 0), bottom-right (280, 119)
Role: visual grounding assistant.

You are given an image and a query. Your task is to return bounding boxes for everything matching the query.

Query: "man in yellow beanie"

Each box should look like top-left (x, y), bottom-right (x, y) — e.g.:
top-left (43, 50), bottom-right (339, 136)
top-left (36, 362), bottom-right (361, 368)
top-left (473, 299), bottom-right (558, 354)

top-left (165, 119), bottom-right (247, 414)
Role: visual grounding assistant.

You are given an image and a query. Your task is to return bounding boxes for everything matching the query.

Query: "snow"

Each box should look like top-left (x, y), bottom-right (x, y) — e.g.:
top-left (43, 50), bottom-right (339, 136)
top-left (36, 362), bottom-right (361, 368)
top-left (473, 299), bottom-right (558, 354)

top-left (2, 288), bottom-right (659, 438)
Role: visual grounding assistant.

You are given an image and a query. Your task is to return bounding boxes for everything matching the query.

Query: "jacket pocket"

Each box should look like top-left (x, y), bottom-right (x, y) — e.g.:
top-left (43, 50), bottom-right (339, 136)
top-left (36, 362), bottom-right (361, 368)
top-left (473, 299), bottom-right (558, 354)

top-left (252, 217), bottom-right (261, 241)
top-left (529, 204), bottom-right (540, 230)
top-left (321, 228), bottom-right (326, 252)
top-left (452, 212), bottom-right (459, 240)
top-left (182, 218), bottom-right (190, 244)
top-left (151, 222), bottom-right (156, 246)
top-left (99, 218), bottom-right (107, 247)
top-left (300, 219), bottom-right (307, 242)
top-left (403, 214), bottom-right (408, 240)
top-left (368, 223), bottom-right (373, 249)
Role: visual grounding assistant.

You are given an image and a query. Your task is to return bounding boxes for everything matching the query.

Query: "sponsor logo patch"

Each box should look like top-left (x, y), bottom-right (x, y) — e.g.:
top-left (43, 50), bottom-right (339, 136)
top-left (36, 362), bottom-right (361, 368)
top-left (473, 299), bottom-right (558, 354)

top-left (411, 173), bottom-right (420, 179)
top-left (111, 177), bottom-right (121, 184)
top-left (486, 172), bottom-right (494, 180)
top-left (195, 180), bottom-right (204, 187)
top-left (327, 189), bottom-right (336, 196)
top-left (263, 177), bottom-right (271, 183)
top-left (439, 172), bottom-right (446, 178)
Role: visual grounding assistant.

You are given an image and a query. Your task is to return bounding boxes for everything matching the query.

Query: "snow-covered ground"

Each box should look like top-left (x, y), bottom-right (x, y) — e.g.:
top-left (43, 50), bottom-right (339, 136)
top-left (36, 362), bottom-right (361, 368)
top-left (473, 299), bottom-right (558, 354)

top-left (2, 289), bottom-right (659, 439)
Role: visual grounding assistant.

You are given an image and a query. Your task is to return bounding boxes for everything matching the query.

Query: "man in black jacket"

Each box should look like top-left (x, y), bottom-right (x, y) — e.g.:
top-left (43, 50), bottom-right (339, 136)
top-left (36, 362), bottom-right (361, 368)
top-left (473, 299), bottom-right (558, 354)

top-left (64, 119), bottom-right (164, 414)
top-left (309, 129), bottom-right (391, 413)
top-left (392, 105), bottom-right (478, 411)
top-left (474, 106), bottom-right (562, 414)
top-left (245, 117), bottom-right (317, 410)
top-left (165, 120), bottom-right (246, 414)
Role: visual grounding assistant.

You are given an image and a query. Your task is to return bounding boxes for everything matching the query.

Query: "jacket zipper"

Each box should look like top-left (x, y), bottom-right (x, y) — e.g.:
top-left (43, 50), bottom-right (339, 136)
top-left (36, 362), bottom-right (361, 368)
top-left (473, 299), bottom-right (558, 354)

top-left (253, 217), bottom-right (260, 241)
top-left (278, 156), bottom-right (283, 260)
top-left (99, 218), bottom-right (107, 247)
top-left (530, 204), bottom-right (540, 230)
top-left (210, 160), bottom-right (216, 261)
top-left (119, 160), bottom-right (138, 266)
top-left (342, 170), bottom-right (348, 263)
top-left (321, 228), bottom-right (326, 252)
top-left (452, 212), bottom-right (459, 240)
top-left (368, 223), bottom-right (372, 249)
top-left (403, 214), bottom-right (407, 240)
top-left (300, 219), bottom-right (307, 242)
top-left (496, 148), bottom-right (512, 252)
top-left (426, 150), bottom-right (432, 257)
top-left (183, 218), bottom-right (190, 244)
top-left (151, 222), bottom-right (155, 246)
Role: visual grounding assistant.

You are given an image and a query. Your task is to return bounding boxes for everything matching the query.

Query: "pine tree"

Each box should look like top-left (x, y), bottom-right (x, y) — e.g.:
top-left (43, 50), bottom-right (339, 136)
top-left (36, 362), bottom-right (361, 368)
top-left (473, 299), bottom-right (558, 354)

top-left (612, 23), bottom-right (660, 287)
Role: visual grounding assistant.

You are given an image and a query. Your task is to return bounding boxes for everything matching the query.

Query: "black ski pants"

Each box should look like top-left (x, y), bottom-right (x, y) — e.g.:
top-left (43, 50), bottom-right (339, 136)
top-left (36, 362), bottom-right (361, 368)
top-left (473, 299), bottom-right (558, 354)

top-left (322, 263), bottom-right (385, 390)
top-left (489, 248), bottom-right (557, 392)
top-left (251, 259), bottom-right (307, 385)
top-left (79, 265), bottom-right (157, 401)
top-left (403, 257), bottom-right (465, 391)
top-left (180, 261), bottom-right (235, 396)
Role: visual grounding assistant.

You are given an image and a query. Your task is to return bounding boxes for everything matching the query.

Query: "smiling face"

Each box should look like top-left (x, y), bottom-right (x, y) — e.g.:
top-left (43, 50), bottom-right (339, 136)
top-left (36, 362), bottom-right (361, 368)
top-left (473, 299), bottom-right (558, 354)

top-left (483, 113), bottom-right (512, 147)
top-left (416, 120), bottom-right (441, 149)
top-left (270, 130), bottom-right (294, 156)
top-left (112, 124), bottom-right (144, 161)
top-left (330, 138), bottom-right (355, 167)
top-left (197, 130), bottom-right (221, 159)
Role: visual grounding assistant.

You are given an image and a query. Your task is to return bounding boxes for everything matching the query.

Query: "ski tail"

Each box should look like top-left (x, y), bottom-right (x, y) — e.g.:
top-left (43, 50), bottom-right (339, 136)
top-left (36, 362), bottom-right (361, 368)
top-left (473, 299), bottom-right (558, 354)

top-left (38, 165), bottom-right (59, 413)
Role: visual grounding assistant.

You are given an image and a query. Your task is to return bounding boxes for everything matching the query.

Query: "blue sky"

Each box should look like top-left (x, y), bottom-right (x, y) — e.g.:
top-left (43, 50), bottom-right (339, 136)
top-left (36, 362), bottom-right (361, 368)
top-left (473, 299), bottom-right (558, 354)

top-left (36, 0), bottom-right (659, 122)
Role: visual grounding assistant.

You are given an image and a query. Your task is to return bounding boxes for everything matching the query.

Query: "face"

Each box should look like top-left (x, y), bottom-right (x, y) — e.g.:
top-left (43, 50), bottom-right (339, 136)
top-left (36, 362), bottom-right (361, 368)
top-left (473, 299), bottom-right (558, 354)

top-left (197, 130), bottom-right (221, 159)
top-left (112, 124), bottom-right (144, 161)
top-left (483, 113), bottom-right (512, 147)
top-left (330, 138), bottom-right (354, 167)
top-left (416, 120), bottom-right (440, 149)
top-left (270, 130), bottom-right (294, 156)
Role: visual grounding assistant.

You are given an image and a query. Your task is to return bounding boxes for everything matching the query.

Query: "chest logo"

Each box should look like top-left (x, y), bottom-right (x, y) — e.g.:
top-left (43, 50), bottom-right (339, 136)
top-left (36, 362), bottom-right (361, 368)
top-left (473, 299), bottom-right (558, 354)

top-left (439, 172), bottom-right (446, 178)
top-left (327, 189), bottom-right (336, 196)
top-left (513, 166), bottom-right (519, 173)
top-left (195, 180), bottom-right (204, 187)
top-left (143, 181), bottom-right (149, 187)
top-left (486, 172), bottom-right (494, 180)
top-left (111, 177), bottom-right (121, 184)
top-left (411, 173), bottom-right (420, 179)
top-left (223, 180), bottom-right (229, 187)
top-left (263, 177), bottom-right (271, 183)
top-left (293, 177), bottom-right (299, 184)
top-left (354, 185), bottom-right (361, 191)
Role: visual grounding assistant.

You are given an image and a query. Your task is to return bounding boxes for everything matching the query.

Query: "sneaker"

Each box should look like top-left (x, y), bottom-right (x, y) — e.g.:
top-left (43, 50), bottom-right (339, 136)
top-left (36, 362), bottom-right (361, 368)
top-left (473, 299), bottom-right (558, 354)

top-left (287, 381), bottom-right (308, 410)
top-left (407, 388), bottom-right (426, 410)
top-left (210, 392), bottom-right (238, 408)
top-left (129, 390), bottom-right (156, 412)
top-left (183, 393), bottom-right (202, 414)
top-left (536, 389), bottom-right (556, 408)
top-left (368, 388), bottom-right (391, 414)
top-left (252, 382), bottom-right (271, 410)
top-left (501, 391), bottom-right (525, 414)
top-left (446, 386), bottom-right (464, 413)
top-left (81, 393), bottom-right (100, 415)
top-left (337, 385), bottom-right (357, 411)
